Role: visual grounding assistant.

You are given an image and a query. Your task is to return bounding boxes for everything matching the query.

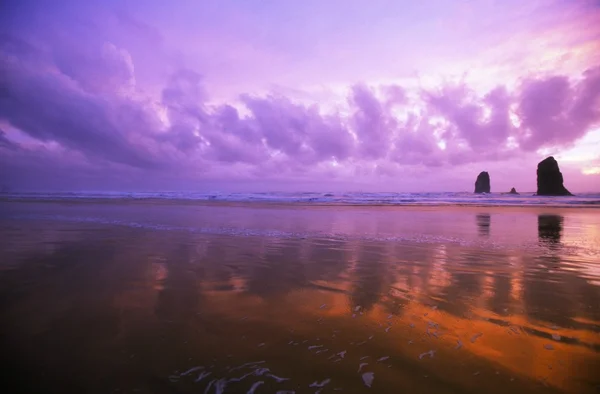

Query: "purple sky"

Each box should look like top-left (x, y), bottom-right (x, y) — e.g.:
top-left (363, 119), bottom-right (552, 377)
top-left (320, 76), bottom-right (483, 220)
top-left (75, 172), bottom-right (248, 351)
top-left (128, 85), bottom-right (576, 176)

top-left (1, 0), bottom-right (599, 192)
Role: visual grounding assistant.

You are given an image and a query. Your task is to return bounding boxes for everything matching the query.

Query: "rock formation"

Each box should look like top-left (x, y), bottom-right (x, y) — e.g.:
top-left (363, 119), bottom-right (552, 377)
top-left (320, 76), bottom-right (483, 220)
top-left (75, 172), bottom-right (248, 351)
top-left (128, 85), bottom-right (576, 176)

top-left (474, 171), bottom-right (490, 193)
top-left (509, 187), bottom-right (519, 195)
top-left (536, 157), bottom-right (572, 196)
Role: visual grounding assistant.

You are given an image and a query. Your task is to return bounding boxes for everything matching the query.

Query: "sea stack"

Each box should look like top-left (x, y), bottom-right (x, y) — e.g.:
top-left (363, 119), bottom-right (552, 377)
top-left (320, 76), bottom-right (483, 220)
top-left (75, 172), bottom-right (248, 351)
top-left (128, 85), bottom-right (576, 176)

top-left (474, 171), bottom-right (491, 193)
top-left (509, 187), bottom-right (519, 195)
top-left (536, 156), bottom-right (572, 196)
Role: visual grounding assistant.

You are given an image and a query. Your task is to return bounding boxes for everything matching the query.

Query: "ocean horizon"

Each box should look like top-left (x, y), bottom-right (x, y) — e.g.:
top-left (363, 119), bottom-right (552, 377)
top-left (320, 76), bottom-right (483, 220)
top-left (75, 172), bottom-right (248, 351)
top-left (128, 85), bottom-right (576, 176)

top-left (3, 190), bottom-right (600, 208)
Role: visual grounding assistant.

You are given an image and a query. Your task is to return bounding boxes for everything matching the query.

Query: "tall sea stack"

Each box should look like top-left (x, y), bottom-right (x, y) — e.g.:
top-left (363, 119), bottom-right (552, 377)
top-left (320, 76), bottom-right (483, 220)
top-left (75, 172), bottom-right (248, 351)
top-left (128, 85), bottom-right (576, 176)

top-left (536, 156), bottom-right (572, 196)
top-left (474, 171), bottom-right (490, 193)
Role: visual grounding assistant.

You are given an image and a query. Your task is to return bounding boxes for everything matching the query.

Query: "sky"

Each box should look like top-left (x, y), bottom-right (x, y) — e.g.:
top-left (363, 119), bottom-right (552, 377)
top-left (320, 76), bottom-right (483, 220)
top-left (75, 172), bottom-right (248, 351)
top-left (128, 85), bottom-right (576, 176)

top-left (1, 0), bottom-right (599, 193)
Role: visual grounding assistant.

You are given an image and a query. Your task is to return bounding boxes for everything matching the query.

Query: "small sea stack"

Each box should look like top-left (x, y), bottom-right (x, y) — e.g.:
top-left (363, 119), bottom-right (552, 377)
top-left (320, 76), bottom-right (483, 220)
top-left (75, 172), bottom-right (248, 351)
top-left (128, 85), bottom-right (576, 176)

top-left (509, 187), bottom-right (519, 195)
top-left (536, 157), bottom-right (572, 196)
top-left (474, 171), bottom-right (490, 193)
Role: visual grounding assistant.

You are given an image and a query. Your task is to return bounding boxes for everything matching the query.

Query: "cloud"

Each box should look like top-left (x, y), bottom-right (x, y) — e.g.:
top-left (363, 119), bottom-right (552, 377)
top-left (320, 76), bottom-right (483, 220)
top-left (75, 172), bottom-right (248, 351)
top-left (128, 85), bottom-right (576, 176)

top-left (389, 114), bottom-right (444, 167)
top-left (240, 94), bottom-right (355, 163)
top-left (53, 41), bottom-right (136, 95)
top-left (517, 67), bottom-right (600, 150)
top-left (0, 43), bottom-right (165, 169)
top-left (0, 129), bottom-right (19, 151)
top-left (350, 84), bottom-right (395, 159)
top-left (1, 5), bottom-right (600, 191)
top-left (424, 83), bottom-right (515, 151)
top-left (162, 69), bottom-right (207, 112)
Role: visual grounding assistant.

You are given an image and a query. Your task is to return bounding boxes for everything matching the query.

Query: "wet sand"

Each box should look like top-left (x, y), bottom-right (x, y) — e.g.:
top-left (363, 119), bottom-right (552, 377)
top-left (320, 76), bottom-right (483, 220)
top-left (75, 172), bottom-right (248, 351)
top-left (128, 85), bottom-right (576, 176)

top-left (0, 201), bottom-right (599, 393)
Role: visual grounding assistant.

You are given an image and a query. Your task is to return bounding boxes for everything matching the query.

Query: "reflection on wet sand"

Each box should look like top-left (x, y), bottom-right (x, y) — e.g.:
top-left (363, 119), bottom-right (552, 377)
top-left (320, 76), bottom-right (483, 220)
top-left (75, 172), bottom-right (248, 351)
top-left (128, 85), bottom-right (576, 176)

top-left (523, 215), bottom-right (570, 326)
top-left (538, 215), bottom-right (563, 246)
top-left (476, 213), bottom-right (491, 237)
top-left (0, 206), bottom-right (599, 394)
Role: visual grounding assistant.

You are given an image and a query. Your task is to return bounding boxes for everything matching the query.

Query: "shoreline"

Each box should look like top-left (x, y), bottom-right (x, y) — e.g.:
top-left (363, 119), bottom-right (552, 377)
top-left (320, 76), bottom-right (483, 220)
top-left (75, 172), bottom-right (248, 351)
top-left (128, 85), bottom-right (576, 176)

top-left (2, 196), bottom-right (600, 210)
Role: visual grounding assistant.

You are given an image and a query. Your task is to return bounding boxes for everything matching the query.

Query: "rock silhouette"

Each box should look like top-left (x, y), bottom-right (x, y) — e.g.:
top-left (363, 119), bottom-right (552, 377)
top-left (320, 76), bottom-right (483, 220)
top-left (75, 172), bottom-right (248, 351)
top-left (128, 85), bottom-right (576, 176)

top-left (509, 187), bottom-right (519, 195)
top-left (474, 172), bottom-right (490, 193)
top-left (536, 157), bottom-right (572, 196)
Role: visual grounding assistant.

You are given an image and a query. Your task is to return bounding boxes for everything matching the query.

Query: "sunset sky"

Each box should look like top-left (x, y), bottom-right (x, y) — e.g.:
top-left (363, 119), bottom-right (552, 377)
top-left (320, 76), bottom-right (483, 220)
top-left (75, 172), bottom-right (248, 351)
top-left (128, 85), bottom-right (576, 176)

top-left (1, 0), bottom-right (599, 192)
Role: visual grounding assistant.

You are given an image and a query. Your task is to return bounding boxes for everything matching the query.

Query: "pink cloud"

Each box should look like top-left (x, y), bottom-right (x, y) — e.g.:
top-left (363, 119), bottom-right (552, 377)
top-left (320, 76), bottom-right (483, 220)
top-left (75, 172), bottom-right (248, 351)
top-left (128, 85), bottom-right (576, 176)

top-left (2, 33), bottom-right (600, 190)
top-left (1, 0), bottom-right (600, 192)
top-left (518, 67), bottom-right (600, 150)
top-left (425, 84), bottom-right (515, 150)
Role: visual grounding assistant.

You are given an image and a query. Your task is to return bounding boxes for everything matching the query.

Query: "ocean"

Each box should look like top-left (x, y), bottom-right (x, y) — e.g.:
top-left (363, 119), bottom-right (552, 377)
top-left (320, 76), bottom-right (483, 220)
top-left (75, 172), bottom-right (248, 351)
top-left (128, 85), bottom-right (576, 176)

top-left (2, 190), bottom-right (600, 207)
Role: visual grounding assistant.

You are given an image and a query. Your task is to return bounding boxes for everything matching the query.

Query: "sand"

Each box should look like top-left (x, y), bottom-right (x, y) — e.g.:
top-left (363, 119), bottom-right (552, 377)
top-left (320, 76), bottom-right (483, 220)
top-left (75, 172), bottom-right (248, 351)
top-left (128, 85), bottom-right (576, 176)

top-left (0, 200), bottom-right (599, 393)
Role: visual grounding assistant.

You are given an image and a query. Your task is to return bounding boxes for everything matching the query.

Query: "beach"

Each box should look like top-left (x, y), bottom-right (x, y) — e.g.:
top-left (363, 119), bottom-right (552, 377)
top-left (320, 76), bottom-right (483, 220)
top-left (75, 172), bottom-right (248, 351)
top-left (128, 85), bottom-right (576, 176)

top-left (0, 200), bottom-right (599, 394)
top-left (3, 0), bottom-right (600, 392)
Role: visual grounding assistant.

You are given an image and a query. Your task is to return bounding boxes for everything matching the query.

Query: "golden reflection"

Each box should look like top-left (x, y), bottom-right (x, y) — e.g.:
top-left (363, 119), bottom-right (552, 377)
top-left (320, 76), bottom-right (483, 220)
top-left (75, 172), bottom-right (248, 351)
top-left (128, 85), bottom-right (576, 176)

top-left (509, 257), bottom-right (524, 307)
top-left (199, 282), bottom-right (600, 394)
top-left (428, 244), bottom-right (452, 294)
top-left (171, 230), bottom-right (600, 393)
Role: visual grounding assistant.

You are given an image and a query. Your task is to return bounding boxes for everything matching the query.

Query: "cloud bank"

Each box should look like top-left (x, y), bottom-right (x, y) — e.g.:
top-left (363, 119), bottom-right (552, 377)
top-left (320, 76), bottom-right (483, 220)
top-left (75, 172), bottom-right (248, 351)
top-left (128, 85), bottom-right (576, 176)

top-left (1, 0), bottom-right (599, 191)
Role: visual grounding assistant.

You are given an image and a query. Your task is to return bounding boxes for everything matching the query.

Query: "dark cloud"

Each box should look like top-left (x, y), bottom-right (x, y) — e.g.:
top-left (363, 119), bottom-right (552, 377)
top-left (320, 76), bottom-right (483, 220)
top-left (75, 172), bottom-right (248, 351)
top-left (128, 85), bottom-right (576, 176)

top-left (350, 84), bottom-right (395, 159)
top-left (240, 94), bottom-right (354, 162)
top-left (0, 32), bottom-right (40, 61)
top-left (53, 41), bottom-right (135, 94)
top-left (517, 67), bottom-right (600, 150)
top-left (0, 48), bottom-right (163, 169)
top-left (569, 66), bottom-right (600, 137)
top-left (241, 95), bottom-right (308, 158)
top-left (162, 69), bottom-right (207, 114)
top-left (425, 83), bottom-right (515, 150)
top-left (213, 104), bottom-right (262, 144)
top-left (390, 114), bottom-right (444, 167)
top-left (0, 129), bottom-right (19, 151)
top-left (517, 75), bottom-right (571, 150)
top-left (1, 13), bottom-right (599, 190)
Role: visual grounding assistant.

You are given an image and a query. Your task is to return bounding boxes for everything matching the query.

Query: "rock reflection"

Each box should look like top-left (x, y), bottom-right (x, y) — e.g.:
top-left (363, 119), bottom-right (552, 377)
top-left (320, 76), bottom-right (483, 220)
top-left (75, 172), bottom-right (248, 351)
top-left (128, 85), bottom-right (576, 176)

top-left (521, 215), bottom-right (571, 325)
top-left (538, 214), bottom-right (563, 246)
top-left (476, 213), bottom-right (491, 237)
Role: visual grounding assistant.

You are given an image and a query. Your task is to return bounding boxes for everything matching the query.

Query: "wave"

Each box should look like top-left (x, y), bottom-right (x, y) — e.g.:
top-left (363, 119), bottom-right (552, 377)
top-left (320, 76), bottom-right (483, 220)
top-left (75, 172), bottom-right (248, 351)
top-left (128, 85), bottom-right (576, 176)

top-left (2, 191), bottom-right (600, 207)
